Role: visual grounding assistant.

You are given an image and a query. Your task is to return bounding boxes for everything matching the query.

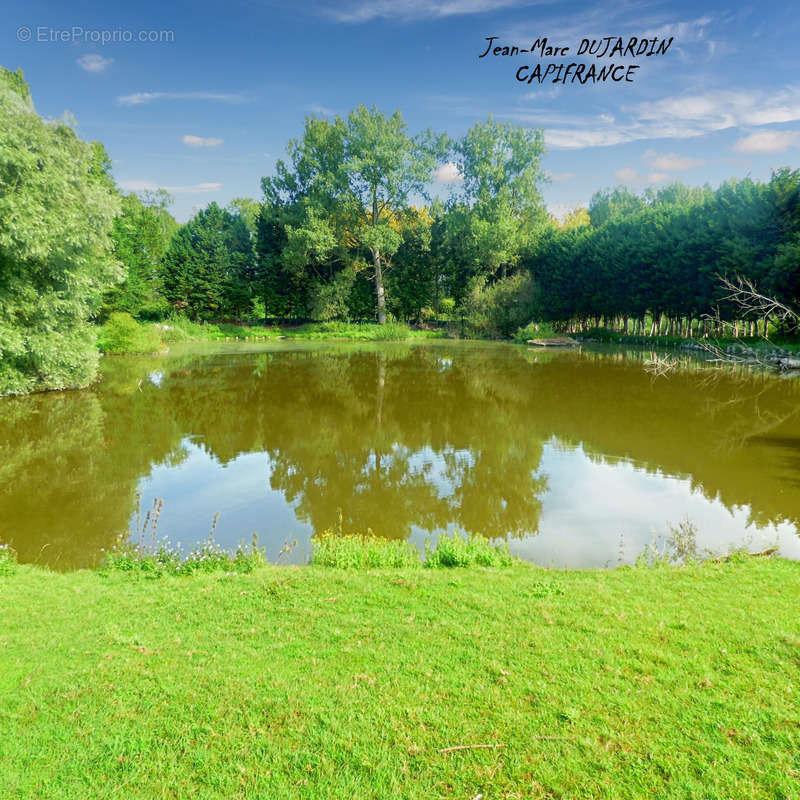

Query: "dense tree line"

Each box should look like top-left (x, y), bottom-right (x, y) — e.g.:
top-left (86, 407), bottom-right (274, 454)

top-left (529, 174), bottom-right (800, 337)
top-left (2, 64), bottom-right (799, 395)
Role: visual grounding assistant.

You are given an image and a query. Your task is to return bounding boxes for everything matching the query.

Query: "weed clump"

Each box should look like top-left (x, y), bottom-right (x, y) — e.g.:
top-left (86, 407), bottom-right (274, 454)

top-left (104, 498), bottom-right (265, 577)
top-left (104, 536), bottom-right (265, 577)
top-left (424, 532), bottom-right (515, 568)
top-left (310, 529), bottom-right (516, 569)
top-left (0, 543), bottom-right (17, 575)
top-left (311, 530), bottom-right (419, 568)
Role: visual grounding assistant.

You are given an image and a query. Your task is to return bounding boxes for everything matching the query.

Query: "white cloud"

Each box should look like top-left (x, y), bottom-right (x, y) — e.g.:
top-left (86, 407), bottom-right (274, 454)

top-left (732, 130), bottom-right (800, 153)
top-left (634, 87), bottom-right (800, 130)
top-left (614, 166), bottom-right (640, 183)
top-left (77, 54), bottom-right (114, 74)
top-left (613, 167), bottom-right (670, 185)
top-left (117, 91), bottom-right (247, 106)
top-left (544, 128), bottom-right (630, 149)
top-left (119, 180), bottom-right (222, 193)
top-left (547, 172), bottom-right (575, 182)
top-left (529, 86), bottom-right (800, 150)
top-left (641, 15), bottom-right (713, 39)
top-left (322, 0), bottom-right (537, 23)
top-left (433, 162), bottom-right (463, 183)
top-left (642, 150), bottom-right (705, 171)
top-left (182, 135), bottom-right (224, 148)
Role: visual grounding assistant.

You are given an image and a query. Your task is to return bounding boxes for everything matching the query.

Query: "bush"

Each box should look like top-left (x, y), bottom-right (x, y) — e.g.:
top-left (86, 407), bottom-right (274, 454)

top-left (513, 321), bottom-right (559, 343)
top-left (438, 297), bottom-right (456, 319)
top-left (97, 313), bottom-right (163, 355)
top-left (460, 273), bottom-right (537, 339)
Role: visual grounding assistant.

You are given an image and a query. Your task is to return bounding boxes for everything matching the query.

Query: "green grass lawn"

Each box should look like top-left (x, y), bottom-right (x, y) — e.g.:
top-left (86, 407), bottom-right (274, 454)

top-left (1, 558), bottom-right (799, 798)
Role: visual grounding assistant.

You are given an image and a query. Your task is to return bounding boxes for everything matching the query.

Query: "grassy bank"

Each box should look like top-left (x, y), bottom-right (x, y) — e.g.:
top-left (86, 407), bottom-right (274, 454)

top-left (97, 315), bottom-right (443, 354)
top-left (2, 555), bottom-right (799, 798)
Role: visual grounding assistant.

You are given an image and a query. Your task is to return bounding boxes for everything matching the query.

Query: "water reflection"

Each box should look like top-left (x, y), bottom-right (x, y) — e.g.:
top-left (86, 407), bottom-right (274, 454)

top-left (1, 341), bottom-right (799, 569)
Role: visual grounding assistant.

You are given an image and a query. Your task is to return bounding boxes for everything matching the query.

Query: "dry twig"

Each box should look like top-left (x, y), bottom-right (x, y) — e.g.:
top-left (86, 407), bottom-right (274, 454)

top-left (438, 743), bottom-right (505, 754)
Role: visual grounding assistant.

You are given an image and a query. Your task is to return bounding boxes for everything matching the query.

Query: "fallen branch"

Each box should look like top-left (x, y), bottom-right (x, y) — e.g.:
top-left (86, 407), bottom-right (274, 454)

top-left (713, 546), bottom-right (778, 563)
top-left (530, 735), bottom-right (579, 741)
top-left (438, 743), bottom-right (505, 754)
top-left (438, 736), bottom-right (578, 754)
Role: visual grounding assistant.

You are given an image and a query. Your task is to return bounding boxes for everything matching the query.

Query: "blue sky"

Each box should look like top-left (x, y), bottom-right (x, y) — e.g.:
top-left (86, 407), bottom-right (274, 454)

top-left (5, 0), bottom-right (800, 220)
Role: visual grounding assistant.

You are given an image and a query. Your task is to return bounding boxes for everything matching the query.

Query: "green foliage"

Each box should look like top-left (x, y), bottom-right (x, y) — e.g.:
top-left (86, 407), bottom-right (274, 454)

top-left (311, 531), bottom-right (419, 568)
top-left (459, 272), bottom-right (538, 338)
top-left (288, 321), bottom-right (436, 340)
top-left (104, 536), bottom-right (265, 577)
top-left (161, 202), bottom-right (254, 320)
top-left (103, 191), bottom-right (177, 320)
top-left (0, 543), bottom-right (16, 575)
top-left (311, 530), bottom-right (515, 568)
top-left (0, 68), bottom-right (121, 395)
top-left (513, 320), bottom-right (559, 342)
top-left (531, 172), bottom-right (800, 335)
top-left (97, 312), bottom-right (163, 355)
top-left (386, 207), bottom-right (437, 321)
top-left (261, 105), bottom-right (448, 323)
top-left (424, 532), bottom-right (515, 567)
top-left (454, 116), bottom-right (548, 279)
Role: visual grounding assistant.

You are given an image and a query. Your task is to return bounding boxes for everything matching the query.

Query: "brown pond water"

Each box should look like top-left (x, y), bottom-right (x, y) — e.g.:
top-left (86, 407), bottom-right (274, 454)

top-left (2, 340), bottom-right (799, 569)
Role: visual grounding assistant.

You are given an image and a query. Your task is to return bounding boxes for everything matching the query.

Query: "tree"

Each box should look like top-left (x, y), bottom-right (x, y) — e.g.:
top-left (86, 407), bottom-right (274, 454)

top-left (262, 105), bottom-right (447, 323)
top-left (454, 116), bottom-right (547, 280)
top-left (104, 190), bottom-right (178, 319)
top-left (161, 202), bottom-right (254, 320)
top-left (228, 197), bottom-right (261, 237)
top-left (0, 68), bottom-right (121, 395)
top-left (385, 206), bottom-right (436, 321)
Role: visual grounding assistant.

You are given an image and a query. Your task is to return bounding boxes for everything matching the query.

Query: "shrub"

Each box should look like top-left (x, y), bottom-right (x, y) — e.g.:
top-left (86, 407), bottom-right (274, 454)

top-left (459, 274), bottom-right (538, 339)
top-left (98, 313), bottom-right (163, 355)
top-left (438, 297), bottom-right (456, 319)
top-left (514, 321), bottom-right (559, 343)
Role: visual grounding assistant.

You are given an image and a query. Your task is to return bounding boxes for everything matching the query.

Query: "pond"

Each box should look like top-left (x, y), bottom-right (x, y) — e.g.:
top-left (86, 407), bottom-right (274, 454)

top-left (2, 340), bottom-right (800, 569)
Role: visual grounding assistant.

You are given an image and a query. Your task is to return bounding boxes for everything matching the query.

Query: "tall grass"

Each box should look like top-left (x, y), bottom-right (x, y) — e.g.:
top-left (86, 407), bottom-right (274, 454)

top-left (0, 543), bottom-right (16, 575)
top-left (424, 532), bottom-right (515, 567)
top-left (290, 321), bottom-right (438, 341)
top-left (311, 530), bottom-right (516, 568)
top-left (103, 497), bottom-right (265, 576)
top-left (104, 535), bottom-right (265, 576)
top-left (311, 530), bottom-right (419, 568)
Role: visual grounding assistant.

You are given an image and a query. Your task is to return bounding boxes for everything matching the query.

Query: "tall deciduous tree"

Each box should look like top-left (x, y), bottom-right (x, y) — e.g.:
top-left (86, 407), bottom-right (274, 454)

top-left (262, 105), bottom-right (447, 323)
top-left (454, 116), bottom-right (547, 280)
top-left (0, 68), bottom-right (121, 395)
